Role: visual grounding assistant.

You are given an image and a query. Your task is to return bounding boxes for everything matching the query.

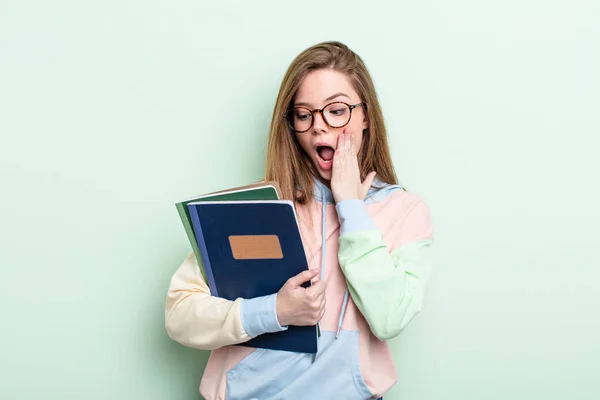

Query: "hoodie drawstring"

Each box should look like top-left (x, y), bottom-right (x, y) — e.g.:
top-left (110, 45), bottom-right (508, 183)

top-left (320, 187), bottom-right (349, 340)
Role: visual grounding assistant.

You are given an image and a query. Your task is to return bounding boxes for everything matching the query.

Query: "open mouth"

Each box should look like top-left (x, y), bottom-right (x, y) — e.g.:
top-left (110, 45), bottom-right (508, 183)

top-left (315, 145), bottom-right (335, 170)
top-left (316, 145), bottom-right (335, 162)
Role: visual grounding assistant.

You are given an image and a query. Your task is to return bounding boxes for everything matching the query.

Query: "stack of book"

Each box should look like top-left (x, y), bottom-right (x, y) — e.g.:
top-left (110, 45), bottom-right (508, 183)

top-left (175, 181), bottom-right (318, 354)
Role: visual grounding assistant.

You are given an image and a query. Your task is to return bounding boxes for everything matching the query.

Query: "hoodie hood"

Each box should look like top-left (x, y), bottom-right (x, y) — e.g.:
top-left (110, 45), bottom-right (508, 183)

top-left (312, 175), bottom-right (403, 205)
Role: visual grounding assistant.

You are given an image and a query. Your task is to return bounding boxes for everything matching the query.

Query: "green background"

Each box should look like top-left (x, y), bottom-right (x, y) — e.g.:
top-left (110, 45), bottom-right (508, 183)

top-left (1, 1), bottom-right (598, 399)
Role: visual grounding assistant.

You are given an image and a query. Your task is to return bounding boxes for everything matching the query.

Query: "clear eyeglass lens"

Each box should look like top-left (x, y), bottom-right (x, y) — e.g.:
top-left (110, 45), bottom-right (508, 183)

top-left (323, 103), bottom-right (350, 127)
top-left (291, 103), bottom-right (351, 132)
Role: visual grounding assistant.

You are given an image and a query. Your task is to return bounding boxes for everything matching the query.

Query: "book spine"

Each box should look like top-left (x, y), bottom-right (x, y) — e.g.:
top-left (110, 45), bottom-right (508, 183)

top-left (175, 202), bottom-right (208, 282)
top-left (187, 204), bottom-right (219, 297)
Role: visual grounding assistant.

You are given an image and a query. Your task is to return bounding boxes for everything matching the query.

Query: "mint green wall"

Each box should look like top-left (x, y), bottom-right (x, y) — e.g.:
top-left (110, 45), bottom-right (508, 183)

top-left (1, 1), bottom-right (599, 399)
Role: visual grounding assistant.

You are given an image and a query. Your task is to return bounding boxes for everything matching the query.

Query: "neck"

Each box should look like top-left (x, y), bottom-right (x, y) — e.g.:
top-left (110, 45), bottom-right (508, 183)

top-left (312, 175), bottom-right (335, 204)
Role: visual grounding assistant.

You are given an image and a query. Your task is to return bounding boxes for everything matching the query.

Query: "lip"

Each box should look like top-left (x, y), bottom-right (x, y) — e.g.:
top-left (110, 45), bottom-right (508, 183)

top-left (314, 141), bottom-right (336, 151)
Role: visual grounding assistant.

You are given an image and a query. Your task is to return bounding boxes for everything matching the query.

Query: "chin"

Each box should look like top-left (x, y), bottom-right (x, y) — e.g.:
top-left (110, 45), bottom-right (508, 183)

top-left (317, 169), bottom-right (332, 181)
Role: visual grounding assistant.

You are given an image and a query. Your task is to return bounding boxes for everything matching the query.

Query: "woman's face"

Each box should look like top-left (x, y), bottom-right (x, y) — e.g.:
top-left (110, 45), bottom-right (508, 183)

top-left (292, 69), bottom-right (367, 181)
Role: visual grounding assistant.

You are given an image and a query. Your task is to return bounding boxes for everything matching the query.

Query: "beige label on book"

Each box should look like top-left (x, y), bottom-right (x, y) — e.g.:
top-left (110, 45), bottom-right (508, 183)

top-left (228, 235), bottom-right (283, 260)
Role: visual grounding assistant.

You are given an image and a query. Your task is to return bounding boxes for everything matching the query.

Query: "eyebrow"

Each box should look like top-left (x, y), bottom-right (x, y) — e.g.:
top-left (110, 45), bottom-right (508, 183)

top-left (294, 92), bottom-right (351, 108)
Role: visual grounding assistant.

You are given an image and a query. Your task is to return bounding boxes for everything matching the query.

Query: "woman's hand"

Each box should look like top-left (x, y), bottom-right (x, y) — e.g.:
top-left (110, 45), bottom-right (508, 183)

top-left (276, 269), bottom-right (326, 327)
top-left (330, 132), bottom-right (376, 203)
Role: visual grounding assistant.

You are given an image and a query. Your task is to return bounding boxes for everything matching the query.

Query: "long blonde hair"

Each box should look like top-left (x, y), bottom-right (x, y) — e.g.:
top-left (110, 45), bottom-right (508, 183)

top-left (265, 41), bottom-right (399, 203)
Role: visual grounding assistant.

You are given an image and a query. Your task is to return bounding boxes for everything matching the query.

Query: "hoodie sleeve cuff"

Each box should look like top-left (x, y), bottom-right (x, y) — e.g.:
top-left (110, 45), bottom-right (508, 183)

top-left (336, 199), bottom-right (377, 235)
top-left (240, 294), bottom-right (288, 338)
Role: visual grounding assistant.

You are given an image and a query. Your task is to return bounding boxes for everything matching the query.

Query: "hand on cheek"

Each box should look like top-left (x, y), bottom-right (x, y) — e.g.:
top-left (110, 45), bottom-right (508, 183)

top-left (330, 131), bottom-right (376, 203)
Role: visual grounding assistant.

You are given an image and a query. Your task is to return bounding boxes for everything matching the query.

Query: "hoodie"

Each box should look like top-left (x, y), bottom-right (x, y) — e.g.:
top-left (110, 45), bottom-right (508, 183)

top-left (165, 176), bottom-right (434, 399)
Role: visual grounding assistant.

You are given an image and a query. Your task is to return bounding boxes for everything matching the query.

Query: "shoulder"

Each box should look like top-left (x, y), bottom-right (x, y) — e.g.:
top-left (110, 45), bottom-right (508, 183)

top-left (367, 182), bottom-right (433, 245)
top-left (366, 178), bottom-right (428, 217)
top-left (390, 190), bottom-right (429, 215)
top-left (386, 190), bottom-right (432, 226)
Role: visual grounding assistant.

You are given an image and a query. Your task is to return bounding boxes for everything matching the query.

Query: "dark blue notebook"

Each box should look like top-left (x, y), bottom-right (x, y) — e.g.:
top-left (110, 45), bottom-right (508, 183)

top-left (187, 200), bottom-right (318, 354)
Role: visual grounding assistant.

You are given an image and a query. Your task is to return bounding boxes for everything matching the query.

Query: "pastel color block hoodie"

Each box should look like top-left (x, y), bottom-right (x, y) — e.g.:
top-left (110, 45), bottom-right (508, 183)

top-left (165, 176), bottom-right (434, 399)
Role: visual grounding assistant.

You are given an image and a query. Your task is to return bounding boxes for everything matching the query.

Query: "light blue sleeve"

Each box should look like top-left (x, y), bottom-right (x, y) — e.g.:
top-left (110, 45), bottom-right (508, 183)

top-left (335, 199), bottom-right (376, 234)
top-left (240, 294), bottom-right (288, 338)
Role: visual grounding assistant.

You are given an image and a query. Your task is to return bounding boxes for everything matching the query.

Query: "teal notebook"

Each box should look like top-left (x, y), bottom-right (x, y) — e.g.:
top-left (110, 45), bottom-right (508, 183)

top-left (175, 181), bottom-right (281, 280)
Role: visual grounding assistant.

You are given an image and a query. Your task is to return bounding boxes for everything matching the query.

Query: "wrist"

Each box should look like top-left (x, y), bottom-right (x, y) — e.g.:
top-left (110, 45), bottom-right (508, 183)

top-left (275, 293), bottom-right (290, 327)
top-left (334, 193), bottom-right (360, 204)
top-left (240, 294), bottom-right (288, 337)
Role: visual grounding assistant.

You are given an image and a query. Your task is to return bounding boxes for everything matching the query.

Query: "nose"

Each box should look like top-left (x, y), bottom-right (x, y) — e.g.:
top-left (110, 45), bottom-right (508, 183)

top-left (311, 110), bottom-right (328, 134)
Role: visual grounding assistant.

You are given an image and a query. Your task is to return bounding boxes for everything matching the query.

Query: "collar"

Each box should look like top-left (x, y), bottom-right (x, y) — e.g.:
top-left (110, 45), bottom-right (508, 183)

top-left (311, 175), bottom-right (403, 205)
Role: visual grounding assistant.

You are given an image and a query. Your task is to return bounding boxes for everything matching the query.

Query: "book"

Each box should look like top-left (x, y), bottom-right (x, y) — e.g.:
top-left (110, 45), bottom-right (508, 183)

top-left (187, 199), bottom-right (318, 354)
top-left (176, 181), bottom-right (281, 280)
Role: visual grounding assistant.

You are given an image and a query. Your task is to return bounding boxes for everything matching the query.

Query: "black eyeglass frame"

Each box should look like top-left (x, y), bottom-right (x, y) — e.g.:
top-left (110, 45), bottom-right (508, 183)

top-left (285, 101), bottom-right (365, 133)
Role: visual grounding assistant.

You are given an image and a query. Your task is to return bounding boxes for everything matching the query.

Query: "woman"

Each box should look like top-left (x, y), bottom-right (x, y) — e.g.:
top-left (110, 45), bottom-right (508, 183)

top-left (165, 41), bottom-right (434, 399)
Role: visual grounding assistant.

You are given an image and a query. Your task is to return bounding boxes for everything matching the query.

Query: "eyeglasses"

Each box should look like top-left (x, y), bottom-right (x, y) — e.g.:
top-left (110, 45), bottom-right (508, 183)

top-left (285, 101), bottom-right (364, 133)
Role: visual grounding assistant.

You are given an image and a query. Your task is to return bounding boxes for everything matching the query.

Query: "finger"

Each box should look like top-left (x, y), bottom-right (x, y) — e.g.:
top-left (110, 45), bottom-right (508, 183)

top-left (315, 287), bottom-right (327, 302)
top-left (361, 171), bottom-right (377, 199)
top-left (332, 136), bottom-right (344, 174)
top-left (318, 303), bottom-right (326, 320)
top-left (305, 280), bottom-right (326, 296)
top-left (363, 171), bottom-right (377, 188)
top-left (334, 137), bottom-right (343, 161)
top-left (337, 132), bottom-right (345, 155)
top-left (350, 133), bottom-right (356, 156)
top-left (316, 280), bottom-right (327, 294)
top-left (346, 132), bottom-right (352, 155)
top-left (313, 280), bottom-right (327, 295)
top-left (287, 268), bottom-right (319, 287)
top-left (336, 134), bottom-right (347, 170)
top-left (313, 294), bottom-right (325, 312)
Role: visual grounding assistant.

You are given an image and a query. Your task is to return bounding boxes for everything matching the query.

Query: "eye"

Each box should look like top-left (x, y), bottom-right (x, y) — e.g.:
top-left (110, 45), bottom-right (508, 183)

top-left (295, 109), bottom-right (311, 121)
top-left (328, 107), bottom-right (347, 116)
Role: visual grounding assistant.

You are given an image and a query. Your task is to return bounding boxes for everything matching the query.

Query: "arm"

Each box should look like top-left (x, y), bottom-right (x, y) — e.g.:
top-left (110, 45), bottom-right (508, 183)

top-left (336, 198), bottom-right (434, 341)
top-left (165, 252), bottom-right (287, 350)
